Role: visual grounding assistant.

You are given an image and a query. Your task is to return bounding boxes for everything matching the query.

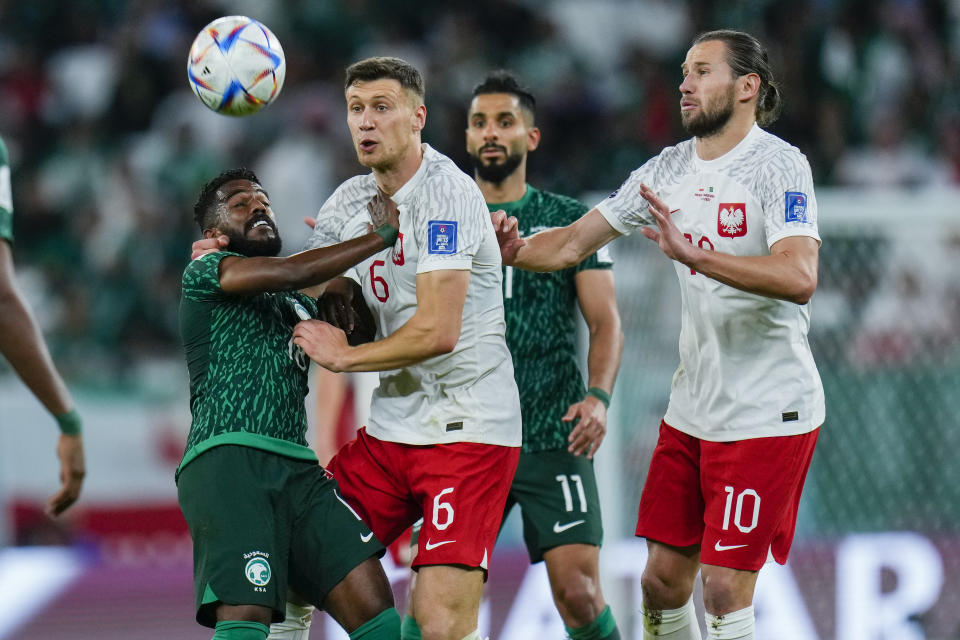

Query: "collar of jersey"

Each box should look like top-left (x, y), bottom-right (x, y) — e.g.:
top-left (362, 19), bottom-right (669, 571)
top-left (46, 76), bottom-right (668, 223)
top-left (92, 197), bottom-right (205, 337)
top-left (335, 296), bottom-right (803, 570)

top-left (486, 184), bottom-right (537, 214)
top-left (391, 143), bottom-right (433, 207)
top-left (692, 123), bottom-right (762, 172)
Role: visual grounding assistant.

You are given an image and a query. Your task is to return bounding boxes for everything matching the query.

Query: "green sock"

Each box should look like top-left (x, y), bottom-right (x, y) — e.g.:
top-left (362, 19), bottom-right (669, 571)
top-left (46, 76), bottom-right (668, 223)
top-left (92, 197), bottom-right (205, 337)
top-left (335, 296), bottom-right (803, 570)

top-left (566, 605), bottom-right (620, 640)
top-left (211, 620), bottom-right (270, 640)
top-left (400, 613), bottom-right (422, 640)
top-left (351, 607), bottom-right (402, 639)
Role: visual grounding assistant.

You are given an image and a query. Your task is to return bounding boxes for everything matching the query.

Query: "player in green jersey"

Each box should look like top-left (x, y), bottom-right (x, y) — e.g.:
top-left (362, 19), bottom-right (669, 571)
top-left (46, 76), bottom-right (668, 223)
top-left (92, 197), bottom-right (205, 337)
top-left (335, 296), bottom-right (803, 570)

top-left (0, 134), bottom-right (85, 520)
top-left (178, 168), bottom-right (403, 640)
top-left (472, 72), bottom-right (624, 639)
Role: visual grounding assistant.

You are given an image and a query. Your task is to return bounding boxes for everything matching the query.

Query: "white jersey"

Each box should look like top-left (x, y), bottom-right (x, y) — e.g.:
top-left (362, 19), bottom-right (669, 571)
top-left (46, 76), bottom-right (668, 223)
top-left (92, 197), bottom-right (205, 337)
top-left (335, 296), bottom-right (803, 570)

top-left (305, 144), bottom-right (522, 447)
top-left (597, 124), bottom-right (825, 441)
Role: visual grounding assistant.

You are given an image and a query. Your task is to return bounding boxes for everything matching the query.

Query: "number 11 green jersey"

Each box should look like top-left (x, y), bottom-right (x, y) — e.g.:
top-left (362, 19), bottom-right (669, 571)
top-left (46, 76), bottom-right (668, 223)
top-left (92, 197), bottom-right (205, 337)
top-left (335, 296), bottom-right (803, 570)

top-left (491, 186), bottom-right (613, 453)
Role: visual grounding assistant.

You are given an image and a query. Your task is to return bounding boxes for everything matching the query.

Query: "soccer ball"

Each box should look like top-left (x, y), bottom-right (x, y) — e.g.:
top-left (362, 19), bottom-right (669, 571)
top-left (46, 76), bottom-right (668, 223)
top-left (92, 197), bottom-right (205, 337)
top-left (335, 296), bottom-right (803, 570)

top-left (187, 15), bottom-right (286, 117)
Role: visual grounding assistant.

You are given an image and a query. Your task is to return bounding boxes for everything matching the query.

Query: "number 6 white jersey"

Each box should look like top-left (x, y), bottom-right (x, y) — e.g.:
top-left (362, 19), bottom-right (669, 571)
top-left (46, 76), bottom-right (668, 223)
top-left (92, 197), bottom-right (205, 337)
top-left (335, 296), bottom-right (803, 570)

top-left (304, 144), bottom-right (522, 447)
top-left (597, 124), bottom-right (825, 441)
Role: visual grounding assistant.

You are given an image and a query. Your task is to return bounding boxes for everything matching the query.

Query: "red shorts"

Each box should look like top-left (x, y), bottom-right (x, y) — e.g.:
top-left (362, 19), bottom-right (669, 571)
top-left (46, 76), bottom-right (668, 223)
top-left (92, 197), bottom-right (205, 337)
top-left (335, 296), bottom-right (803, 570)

top-left (636, 421), bottom-right (819, 571)
top-left (328, 428), bottom-right (519, 572)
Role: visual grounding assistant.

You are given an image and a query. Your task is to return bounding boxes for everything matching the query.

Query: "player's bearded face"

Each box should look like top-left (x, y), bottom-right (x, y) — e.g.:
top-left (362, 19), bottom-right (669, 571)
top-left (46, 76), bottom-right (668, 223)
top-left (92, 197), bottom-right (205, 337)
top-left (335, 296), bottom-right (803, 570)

top-left (222, 213), bottom-right (283, 257)
top-left (469, 143), bottom-right (524, 184)
top-left (681, 79), bottom-right (736, 138)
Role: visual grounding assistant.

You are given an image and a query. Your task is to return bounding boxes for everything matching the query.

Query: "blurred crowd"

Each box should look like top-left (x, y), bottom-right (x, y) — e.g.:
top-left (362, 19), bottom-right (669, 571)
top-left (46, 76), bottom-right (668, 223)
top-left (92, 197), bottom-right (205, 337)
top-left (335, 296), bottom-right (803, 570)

top-left (1, 0), bottom-right (958, 380)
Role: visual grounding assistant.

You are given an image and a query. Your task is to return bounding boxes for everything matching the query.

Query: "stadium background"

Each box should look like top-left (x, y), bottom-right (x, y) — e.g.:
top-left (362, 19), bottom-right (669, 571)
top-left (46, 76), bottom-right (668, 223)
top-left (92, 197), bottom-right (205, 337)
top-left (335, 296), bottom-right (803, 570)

top-left (1, 0), bottom-right (958, 638)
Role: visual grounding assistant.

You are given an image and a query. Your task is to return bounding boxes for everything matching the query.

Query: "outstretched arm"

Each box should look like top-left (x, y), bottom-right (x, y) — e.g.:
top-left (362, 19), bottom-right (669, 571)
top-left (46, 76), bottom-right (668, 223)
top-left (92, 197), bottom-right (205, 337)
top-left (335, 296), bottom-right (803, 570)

top-left (564, 268), bottom-right (624, 459)
top-left (638, 184), bottom-right (818, 304)
top-left (492, 208), bottom-right (621, 272)
top-left (216, 190), bottom-right (401, 296)
top-left (0, 241), bottom-right (85, 516)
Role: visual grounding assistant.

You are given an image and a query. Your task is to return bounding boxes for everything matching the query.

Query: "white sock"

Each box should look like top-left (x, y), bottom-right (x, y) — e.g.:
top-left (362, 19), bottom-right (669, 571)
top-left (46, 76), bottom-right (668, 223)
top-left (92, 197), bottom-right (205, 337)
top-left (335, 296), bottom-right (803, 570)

top-left (705, 605), bottom-right (754, 639)
top-left (267, 601), bottom-right (314, 639)
top-left (641, 598), bottom-right (701, 639)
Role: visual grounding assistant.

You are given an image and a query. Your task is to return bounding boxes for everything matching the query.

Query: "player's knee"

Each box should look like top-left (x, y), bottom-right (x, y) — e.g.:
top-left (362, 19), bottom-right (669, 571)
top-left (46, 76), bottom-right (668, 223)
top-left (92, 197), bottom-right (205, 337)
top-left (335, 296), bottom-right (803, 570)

top-left (417, 604), bottom-right (474, 640)
top-left (552, 572), bottom-right (600, 624)
top-left (641, 567), bottom-right (693, 610)
top-left (701, 571), bottom-right (750, 615)
top-left (417, 615), bottom-right (462, 640)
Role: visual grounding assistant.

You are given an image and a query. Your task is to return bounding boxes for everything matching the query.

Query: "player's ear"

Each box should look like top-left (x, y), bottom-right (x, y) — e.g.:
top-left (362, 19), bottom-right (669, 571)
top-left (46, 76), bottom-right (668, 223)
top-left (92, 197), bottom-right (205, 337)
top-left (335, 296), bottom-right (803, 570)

top-left (527, 126), bottom-right (541, 152)
top-left (202, 228), bottom-right (221, 240)
top-left (411, 103), bottom-right (426, 134)
top-left (738, 72), bottom-right (761, 104)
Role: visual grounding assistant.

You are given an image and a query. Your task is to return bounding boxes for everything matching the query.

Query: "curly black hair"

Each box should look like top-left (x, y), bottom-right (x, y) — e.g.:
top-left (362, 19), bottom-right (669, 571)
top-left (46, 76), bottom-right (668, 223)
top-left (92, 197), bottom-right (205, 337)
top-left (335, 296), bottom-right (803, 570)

top-left (193, 167), bottom-right (261, 232)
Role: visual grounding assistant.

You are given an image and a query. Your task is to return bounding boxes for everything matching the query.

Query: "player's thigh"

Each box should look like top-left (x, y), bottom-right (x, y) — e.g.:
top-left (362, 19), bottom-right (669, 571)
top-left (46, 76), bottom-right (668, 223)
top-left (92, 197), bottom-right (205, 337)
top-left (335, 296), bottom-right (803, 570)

top-left (698, 428), bottom-right (819, 571)
top-left (412, 564), bottom-right (484, 637)
top-left (286, 470), bottom-right (387, 612)
top-left (635, 421), bottom-right (705, 548)
top-left (411, 442), bottom-right (519, 571)
top-left (327, 427), bottom-right (421, 546)
top-left (511, 449), bottom-right (604, 563)
top-left (177, 446), bottom-right (291, 627)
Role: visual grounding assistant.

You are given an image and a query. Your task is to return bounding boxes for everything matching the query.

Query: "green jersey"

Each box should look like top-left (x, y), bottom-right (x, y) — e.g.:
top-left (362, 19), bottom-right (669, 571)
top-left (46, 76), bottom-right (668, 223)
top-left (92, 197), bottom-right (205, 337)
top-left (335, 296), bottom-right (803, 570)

top-left (491, 186), bottom-right (613, 453)
top-left (0, 137), bottom-right (12, 243)
top-left (178, 251), bottom-right (319, 475)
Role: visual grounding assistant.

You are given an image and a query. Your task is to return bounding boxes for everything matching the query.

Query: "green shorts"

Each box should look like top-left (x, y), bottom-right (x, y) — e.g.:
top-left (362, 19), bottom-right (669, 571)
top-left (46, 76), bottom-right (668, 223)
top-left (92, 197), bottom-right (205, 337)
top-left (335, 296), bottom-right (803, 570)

top-left (177, 445), bottom-right (384, 628)
top-left (504, 449), bottom-right (604, 563)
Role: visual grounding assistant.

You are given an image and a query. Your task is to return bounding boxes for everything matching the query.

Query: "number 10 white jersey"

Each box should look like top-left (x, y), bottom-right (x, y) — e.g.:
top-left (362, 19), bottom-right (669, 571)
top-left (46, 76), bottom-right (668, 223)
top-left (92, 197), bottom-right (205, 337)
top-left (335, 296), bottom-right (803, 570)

top-left (305, 144), bottom-right (522, 447)
top-left (597, 125), bottom-right (825, 441)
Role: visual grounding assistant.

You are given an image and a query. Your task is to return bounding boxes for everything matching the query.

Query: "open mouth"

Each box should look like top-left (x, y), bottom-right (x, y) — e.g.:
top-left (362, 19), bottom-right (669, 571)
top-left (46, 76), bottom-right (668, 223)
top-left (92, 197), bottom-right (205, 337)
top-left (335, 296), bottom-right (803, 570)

top-left (359, 139), bottom-right (378, 153)
top-left (247, 217), bottom-right (274, 234)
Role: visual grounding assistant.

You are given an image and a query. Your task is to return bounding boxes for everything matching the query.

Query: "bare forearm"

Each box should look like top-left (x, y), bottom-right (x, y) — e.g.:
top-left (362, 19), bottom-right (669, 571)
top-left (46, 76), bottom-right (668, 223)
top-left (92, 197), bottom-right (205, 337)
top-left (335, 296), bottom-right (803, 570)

top-left (338, 315), bottom-right (455, 372)
top-left (514, 209), bottom-right (620, 273)
top-left (585, 320), bottom-right (624, 394)
top-left (220, 232), bottom-right (391, 294)
top-left (514, 226), bottom-right (585, 272)
top-left (0, 289), bottom-right (73, 415)
top-left (688, 248), bottom-right (817, 304)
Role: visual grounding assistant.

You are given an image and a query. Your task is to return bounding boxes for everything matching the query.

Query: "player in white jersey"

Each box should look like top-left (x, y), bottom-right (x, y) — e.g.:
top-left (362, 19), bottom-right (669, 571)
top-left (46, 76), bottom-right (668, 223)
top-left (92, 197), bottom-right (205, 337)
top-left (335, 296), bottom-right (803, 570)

top-left (291, 57), bottom-right (521, 640)
top-left (492, 31), bottom-right (823, 640)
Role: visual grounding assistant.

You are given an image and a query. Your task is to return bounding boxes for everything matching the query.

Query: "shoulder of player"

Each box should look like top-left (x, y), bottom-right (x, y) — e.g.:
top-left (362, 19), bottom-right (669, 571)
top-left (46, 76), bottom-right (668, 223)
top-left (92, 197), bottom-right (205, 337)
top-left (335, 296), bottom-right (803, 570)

top-left (329, 174), bottom-right (376, 204)
top-left (183, 250), bottom-right (242, 277)
top-left (420, 157), bottom-right (485, 205)
top-left (751, 129), bottom-right (810, 169)
top-left (530, 188), bottom-right (589, 222)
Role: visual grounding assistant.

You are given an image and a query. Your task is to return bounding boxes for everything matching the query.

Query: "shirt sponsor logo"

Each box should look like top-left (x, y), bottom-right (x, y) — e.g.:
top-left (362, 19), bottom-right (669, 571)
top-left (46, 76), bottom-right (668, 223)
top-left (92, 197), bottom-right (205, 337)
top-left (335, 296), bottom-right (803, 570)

top-left (428, 220), bottom-right (457, 254)
top-left (694, 186), bottom-right (715, 202)
top-left (717, 203), bottom-right (747, 238)
top-left (784, 191), bottom-right (808, 223)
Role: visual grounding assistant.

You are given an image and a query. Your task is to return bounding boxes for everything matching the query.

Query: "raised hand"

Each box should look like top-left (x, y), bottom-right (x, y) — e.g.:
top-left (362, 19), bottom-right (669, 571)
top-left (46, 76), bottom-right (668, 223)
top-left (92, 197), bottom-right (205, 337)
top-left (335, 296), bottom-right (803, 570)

top-left (638, 183), bottom-right (696, 267)
top-left (490, 209), bottom-right (526, 266)
top-left (191, 235), bottom-right (229, 260)
top-left (367, 187), bottom-right (400, 230)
